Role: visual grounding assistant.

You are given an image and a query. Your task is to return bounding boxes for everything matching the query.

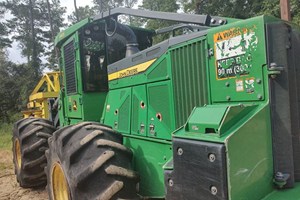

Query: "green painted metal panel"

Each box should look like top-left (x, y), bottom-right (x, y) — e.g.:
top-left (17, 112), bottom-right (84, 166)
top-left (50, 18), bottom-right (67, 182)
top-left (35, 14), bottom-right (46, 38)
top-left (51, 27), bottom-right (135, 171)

top-left (131, 85), bottom-right (148, 136)
top-left (108, 54), bottom-right (171, 90)
top-left (170, 37), bottom-right (209, 128)
top-left (262, 183), bottom-right (300, 200)
top-left (207, 16), bottom-right (267, 103)
top-left (123, 135), bottom-right (172, 197)
top-left (65, 94), bottom-right (83, 119)
top-left (60, 33), bottom-right (85, 121)
top-left (173, 104), bottom-right (274, 200)
top-left (55, 18), bottom-right (91, 47)
top-left (147, 80), bottom-right (175, 140)
top-left (103, 88), bottom-right (132, 134)
top-left (226, 105), bottom-right (273, 200)
top-left (82, 93), bottom-right (107, 122)
top-left (186, 106), bottom-right (227, 134)
top-left (176, 104), bottom-right (259, 139)
top-left (146, 56), bottom-right (169, 81)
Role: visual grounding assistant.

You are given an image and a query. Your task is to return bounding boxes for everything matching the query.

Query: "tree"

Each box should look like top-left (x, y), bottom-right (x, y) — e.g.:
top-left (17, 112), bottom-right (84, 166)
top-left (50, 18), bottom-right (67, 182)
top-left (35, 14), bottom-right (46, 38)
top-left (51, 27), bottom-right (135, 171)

top-left (1, 0), bottom-right (66, 73)
top-left (93, 0), bottom-right (124, 13)
top-left (68, 5), bottom-right (96, 24)
top-left (0, 8), bottom-right (11, 48)
top-left (0, 49), bottom-right (36, 123)
top-left (179, 0), bottom-right (263, 19)
top-left (139, 0), bottom-right (179, 44)
top-left (44, 0), bottom-right (66, 70)
top-left (260, 0), bottom-right (300, 25)
top-left (179, 0), bottom-right (300, 24)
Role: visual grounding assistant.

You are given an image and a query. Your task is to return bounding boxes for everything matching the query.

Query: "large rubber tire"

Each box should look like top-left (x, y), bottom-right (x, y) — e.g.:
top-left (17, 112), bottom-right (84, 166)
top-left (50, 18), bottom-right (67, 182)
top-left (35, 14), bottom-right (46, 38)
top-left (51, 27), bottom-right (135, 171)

top-left (13, 117), bottom-right (56, 188)
top-left (46, 122), bottom-right (139, 200)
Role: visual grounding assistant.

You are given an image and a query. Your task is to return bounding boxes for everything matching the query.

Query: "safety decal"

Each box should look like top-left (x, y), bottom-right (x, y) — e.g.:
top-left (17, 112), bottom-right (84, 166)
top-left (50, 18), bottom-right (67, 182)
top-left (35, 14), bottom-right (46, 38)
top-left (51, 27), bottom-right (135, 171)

top-left (235, 79), bottom-right (244, 92)
top-left (214, 26), bottom-right (258, 80)
top-left (245, 77), bottom-right (255, 93)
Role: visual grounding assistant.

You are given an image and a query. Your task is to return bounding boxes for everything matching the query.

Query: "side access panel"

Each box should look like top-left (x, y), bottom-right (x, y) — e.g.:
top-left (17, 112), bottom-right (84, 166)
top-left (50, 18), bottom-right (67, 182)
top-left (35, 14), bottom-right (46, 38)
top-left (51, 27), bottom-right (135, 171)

top-left (147, 80), bottom-right (175, 140)
top-left (104, 88), bottom-right (132, 134)
top-left (131, 85), bottom-right (148, 136)
top-left (61, 35), bottom-right (83, 121)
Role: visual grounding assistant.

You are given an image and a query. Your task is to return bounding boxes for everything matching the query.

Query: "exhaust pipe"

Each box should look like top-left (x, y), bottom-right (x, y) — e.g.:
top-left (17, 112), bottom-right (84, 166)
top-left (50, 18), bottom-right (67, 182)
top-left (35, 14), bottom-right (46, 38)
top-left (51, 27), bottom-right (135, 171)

top-left (105, 18), bottom-right (140, 57)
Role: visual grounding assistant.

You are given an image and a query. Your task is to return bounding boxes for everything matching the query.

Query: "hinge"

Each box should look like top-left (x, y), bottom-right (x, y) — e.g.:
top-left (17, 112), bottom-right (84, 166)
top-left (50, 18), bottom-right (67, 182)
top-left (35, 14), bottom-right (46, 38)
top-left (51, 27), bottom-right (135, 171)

top-left (268, 63), bottom-right (284, 78)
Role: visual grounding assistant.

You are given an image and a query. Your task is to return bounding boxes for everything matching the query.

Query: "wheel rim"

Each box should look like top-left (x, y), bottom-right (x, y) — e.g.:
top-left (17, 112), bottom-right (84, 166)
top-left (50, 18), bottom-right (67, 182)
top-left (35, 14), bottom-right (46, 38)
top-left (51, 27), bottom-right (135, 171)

top-left (14, 139), bottom-right (21, 170)
top-left (52, 163), bottom-right (70, 200)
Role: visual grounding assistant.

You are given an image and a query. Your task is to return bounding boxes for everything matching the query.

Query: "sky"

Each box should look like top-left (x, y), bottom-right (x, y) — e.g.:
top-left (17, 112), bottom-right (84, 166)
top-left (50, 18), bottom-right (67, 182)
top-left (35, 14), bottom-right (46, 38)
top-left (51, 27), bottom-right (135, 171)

top-left (6, 0), bottom-right (94, 63)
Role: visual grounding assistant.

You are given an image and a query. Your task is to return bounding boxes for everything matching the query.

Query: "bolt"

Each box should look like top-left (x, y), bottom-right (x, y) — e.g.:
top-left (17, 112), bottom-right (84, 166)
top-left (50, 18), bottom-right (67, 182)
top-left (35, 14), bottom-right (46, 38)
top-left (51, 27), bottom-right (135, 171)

top-left (218, 19), bottom-right (224, 24)
top-left (177, 148), bottom-right (183, 156)
top-left (208, 48), bottom-right (214, 56)
top-left (271, 74), bottom-right (277, 79)
top-left (270, 63), bottom-right (277, 68)
top-left (257, 94), bottom-right (263, 100)
top-left (208, 153), bottom-right (216, 162)
top-left (210, 186), bottom-right (218, 195)
top-left (168, 179), bottom-right (174, 187)
top-left (211, 18), bottom-right (216, 24)
top-left (276, 172), bottom-right (284, 179)
top-left (256, 79), bottom-right (261, 84)
top-left (226, 96), bottom-right (231, 101)
top-left (225, 82), bottom-right (230, 87)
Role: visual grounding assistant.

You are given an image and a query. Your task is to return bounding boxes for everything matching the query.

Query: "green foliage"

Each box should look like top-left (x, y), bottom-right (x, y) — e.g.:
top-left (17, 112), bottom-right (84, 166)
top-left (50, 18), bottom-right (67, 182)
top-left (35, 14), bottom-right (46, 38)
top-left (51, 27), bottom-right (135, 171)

top-left (0, 123), bottom-right (13, 150)
top-left (1, 0), bottom-right (66, 71)
top-left (179, 0), bottom-right (300, 25)
top-left (260, 0), bottom-right (300, 25)
top-left (93, 0), bottom-right (124, 13)
top-left (139, 0), bottom-right (179, 44)
top-left (0, 8), bottom-right (11, 48)
top-left (68, 1), bottom-right (139, 24)
top-left (179, 0), bottom-right (263, 18)
top-left (0, 50), bottom-right (34, 123)
top-left (68, 5), bottom-right (96, 24)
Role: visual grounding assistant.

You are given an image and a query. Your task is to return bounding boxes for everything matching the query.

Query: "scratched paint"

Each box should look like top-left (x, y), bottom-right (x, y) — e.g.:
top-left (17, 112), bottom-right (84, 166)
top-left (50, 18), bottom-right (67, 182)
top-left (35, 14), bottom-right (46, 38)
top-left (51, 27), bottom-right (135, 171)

top-left (214, 27), bottom-right (258, 79)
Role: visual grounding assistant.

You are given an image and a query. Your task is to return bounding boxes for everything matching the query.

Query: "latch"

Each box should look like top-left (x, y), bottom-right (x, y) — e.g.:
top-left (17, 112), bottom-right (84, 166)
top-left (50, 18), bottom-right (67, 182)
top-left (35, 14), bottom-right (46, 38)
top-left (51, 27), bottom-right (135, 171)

top-left (140, 123), bottom-right (145, 134)
top-left (149, 124), bottom-right (156, 136)
top-left (273, 172), bottom-right (290, 188)
top-left (268, 63), bottom-right (284, 78)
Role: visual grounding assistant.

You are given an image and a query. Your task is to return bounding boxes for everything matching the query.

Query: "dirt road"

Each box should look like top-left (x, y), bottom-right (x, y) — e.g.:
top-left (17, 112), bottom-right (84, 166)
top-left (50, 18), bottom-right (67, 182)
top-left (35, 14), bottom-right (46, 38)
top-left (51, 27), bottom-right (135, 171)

top-left (0, 150), bottom-right (48, 200)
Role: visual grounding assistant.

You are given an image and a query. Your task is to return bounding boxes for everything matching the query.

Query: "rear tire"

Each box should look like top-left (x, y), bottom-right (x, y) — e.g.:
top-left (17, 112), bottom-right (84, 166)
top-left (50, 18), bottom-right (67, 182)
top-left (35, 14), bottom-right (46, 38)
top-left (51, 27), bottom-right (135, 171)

top-left (46, 122), bottom-right (139, 200)
top-left (13, 117), bottom-right (56, 187)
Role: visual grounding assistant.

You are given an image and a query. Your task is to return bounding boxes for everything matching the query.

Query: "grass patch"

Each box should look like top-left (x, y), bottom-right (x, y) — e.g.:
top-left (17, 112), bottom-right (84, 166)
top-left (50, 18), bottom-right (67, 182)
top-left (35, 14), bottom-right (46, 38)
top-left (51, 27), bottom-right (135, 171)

top-left (0, 123), bottom-right (13, 150)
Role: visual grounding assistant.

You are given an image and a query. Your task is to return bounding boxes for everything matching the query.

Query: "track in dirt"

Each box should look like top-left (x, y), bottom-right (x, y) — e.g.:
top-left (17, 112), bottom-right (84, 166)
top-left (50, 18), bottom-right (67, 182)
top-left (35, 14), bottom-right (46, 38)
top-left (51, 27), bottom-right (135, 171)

top-left (0, 150), bottom-right (48, 200)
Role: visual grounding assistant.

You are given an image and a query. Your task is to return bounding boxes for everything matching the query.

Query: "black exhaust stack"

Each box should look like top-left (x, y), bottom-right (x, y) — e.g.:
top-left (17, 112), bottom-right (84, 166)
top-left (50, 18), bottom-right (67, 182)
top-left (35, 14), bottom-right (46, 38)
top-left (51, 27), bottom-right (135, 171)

top-left (105, 18), bottom-right (139, 57)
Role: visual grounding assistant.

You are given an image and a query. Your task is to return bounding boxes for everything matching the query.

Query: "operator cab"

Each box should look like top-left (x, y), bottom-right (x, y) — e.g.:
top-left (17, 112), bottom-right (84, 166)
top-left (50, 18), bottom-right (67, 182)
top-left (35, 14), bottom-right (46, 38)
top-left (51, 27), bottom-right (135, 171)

top-left (79, 20), bottom-right (154, 91)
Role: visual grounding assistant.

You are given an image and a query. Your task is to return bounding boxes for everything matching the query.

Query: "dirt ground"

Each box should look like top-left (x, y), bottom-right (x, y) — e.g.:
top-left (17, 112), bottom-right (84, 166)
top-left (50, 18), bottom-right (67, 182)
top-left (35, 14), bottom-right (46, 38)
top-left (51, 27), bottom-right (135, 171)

top-left (0, 150), bottom-right (48, 200)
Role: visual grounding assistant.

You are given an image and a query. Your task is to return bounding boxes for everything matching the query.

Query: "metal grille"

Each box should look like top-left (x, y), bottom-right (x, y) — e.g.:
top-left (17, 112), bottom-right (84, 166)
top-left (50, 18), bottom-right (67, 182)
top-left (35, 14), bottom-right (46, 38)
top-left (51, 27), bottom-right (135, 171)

top-left (170, 38), bottom-right (209, 128)
top-left (64, 41), bottom-right (77, 94)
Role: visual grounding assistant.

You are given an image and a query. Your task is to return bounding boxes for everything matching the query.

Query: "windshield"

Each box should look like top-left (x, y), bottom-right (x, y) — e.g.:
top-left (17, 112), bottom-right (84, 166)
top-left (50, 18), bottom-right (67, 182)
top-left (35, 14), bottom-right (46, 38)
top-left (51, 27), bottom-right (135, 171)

top-left (80, 23), bottom-right (108, 92)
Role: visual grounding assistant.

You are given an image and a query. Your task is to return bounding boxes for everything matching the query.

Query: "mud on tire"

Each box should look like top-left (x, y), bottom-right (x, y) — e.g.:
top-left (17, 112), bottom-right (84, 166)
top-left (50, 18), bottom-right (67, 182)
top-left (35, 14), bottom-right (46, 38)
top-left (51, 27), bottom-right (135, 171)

top-left (13, 117), bottom-right (56, 188)
top-left (46, 122), bottom-right (139, 200)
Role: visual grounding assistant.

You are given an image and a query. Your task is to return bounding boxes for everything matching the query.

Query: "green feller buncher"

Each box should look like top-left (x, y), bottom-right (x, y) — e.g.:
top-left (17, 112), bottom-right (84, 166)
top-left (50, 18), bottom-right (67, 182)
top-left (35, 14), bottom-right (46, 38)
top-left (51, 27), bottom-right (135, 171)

top-left (12, 7), bottom-right (300, 200)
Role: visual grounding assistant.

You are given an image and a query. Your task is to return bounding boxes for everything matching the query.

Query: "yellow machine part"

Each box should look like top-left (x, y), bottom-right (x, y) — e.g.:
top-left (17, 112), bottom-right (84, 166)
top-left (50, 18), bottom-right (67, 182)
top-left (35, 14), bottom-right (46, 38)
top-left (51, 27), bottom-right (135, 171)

top-left (22, 72), bottom-right (60, 119)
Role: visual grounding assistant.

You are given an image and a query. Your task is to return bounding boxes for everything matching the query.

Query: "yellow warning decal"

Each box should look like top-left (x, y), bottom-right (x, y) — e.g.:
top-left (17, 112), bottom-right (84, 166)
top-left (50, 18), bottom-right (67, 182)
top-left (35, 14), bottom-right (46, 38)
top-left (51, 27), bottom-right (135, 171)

top-left (108, 59), bottom-right (157, 81)
top-left (214, 27), bottom-right (249, 43)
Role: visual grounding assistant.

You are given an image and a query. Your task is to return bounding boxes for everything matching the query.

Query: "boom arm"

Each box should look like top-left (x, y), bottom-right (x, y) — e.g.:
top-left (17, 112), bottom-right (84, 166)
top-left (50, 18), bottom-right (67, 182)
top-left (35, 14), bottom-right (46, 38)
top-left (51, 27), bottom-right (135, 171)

top-left (93, 7), bottom-right (233, 27)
